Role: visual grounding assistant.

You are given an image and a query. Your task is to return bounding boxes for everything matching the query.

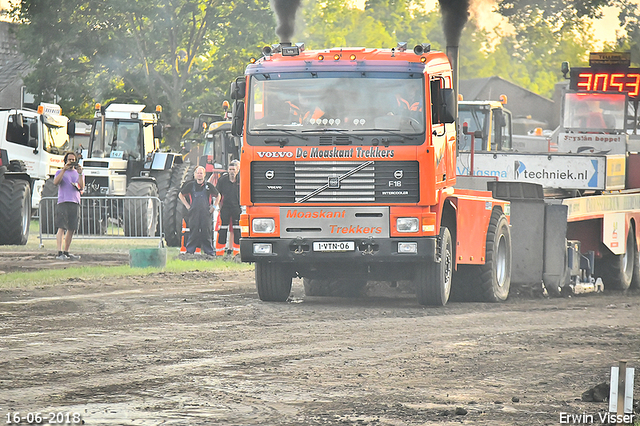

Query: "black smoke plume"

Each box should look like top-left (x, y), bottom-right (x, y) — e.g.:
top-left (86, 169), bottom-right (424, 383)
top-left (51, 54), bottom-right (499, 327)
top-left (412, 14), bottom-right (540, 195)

top-left (439, 0), bottom-right (470, 46)
top-left (269, 0), bottom-right (302, 43)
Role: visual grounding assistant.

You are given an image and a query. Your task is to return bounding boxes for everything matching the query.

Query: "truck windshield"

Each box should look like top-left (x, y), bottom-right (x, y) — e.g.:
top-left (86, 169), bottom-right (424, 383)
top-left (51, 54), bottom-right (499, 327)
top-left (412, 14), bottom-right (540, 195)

top-left (247, 72), bottom-right (425, 141)
top-left (458, 106), bottom-right (487, 151)
top-left (42, 122), bottom-right (69, 155)
top-left (90, 121), bottom-right (141, 160)
top-left (563, 93), bottom-right (626, 132)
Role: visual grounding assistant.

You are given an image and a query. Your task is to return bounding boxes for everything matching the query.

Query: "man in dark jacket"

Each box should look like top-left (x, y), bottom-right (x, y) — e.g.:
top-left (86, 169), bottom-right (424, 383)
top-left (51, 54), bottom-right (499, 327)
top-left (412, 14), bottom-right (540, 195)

top-left (179, 166), bottom-right (219, 256)
top-left (215, 160), bottom-right (241, 258)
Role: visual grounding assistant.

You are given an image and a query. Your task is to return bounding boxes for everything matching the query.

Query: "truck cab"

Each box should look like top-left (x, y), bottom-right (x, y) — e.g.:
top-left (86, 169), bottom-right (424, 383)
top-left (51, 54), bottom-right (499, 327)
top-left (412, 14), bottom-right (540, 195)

top-left (0, 103), bottom-right (70, 210)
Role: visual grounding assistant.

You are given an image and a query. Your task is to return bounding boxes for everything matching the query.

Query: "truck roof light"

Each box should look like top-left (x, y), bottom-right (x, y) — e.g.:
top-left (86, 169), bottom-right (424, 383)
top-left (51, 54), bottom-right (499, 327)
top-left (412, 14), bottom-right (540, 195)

top-left (318, 54), bottom-right (324, 61)
top-left (95, 103), bottom-right (101, 111)
top-left (420, 56), bottom-right (427, 63)
top-left (500, 94), bottom-right (508, 105)
top-left (155, 105), bottom-right (163, 113)
top-left (396, 42), bottom-right (408, 52)
top-left (349, 54), bottom-right (357, 60)
top-left (333, 53), bottom-right (340, 60)
top-left (458, 94), bottom-right (464, 101)
top-left (249, 57), bottom-right (256, 63)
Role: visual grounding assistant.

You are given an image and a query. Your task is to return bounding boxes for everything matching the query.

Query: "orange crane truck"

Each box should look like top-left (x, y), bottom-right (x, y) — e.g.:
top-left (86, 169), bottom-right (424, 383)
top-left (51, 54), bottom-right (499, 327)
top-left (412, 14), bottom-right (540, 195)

top-left (230, 42), bottom-right (511, 305)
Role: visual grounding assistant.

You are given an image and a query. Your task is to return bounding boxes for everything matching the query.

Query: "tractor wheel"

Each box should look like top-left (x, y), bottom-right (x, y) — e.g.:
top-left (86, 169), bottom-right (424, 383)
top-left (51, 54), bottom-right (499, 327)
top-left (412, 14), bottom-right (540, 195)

top-left (597, 227), bottom-right (634, 291)
top-left (255, 262), bottom-right (292, 302)
top-left (123, 180), bottom-right (159, 237)
top-left (416, 226), bottom-right (453, 306)
top-left (170, 162), bottom-right (190, 189)
top-left (39, 177), bottom-right (58, 234)
top-left (151, 170), bottom-right (172, 200)
top-left (162, 187), bottom-right (182, 247)
top-left (0, 179), bottom-right (31, 245)
top-left (477, 210), bottom-right (512, 302)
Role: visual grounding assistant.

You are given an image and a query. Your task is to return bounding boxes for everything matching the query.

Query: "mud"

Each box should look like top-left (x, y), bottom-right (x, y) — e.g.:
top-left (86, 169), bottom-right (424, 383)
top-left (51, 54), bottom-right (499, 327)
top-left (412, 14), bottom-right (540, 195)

top-left (1, 266), bottom-right (639, 425)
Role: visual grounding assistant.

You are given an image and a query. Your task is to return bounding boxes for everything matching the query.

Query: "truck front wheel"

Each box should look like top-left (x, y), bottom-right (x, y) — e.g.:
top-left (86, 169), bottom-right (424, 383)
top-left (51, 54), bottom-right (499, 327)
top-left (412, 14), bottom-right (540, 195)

top-left (255, 262), bottom-right (292, 302)
top-left (416, 226), bottom-right (453, 306)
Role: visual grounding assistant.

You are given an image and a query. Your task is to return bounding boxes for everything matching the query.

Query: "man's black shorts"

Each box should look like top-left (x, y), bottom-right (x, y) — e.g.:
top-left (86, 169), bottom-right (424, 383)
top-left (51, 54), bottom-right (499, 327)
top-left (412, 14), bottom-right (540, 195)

top-left (55, 202), bottom-right (79, 232)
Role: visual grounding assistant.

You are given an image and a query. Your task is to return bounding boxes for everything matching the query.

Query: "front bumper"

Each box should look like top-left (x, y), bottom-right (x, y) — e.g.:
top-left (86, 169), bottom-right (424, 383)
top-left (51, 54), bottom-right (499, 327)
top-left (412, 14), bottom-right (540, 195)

top-left (240, 236), bottom-right (437, 264)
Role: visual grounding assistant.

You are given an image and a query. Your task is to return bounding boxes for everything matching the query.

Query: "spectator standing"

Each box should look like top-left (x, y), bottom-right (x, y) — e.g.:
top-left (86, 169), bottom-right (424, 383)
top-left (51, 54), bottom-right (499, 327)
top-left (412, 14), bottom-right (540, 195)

top-left (54, 152), bottom-right (84, 260)
top-left (214, 159), bottom-right (241, 258)
top-left (179, 166), bottom-right (219, 256)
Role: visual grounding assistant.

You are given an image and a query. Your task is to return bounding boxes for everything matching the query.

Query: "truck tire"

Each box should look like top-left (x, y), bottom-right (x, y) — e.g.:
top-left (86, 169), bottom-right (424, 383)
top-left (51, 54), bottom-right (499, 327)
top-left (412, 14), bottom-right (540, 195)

top-left (631, 228), bottom-right (640, 289)
top-left (0, 179), bottom-right (31, 245)
top-left (123, 181), bottom-right (159, 237)
top-left (597, 227), bottom-right (634, 291)
top-left (478, 210), bottom-right (512, 302)
top-left (255, 261), bottom-right (292, 302)
top-left (39, 178), bottom-right (58, 234)
top-left (416, 226), bottom-right (453, 306)
top-left (162, 187), bottom-right (182, 247)
top-left (303, 278), bottom-right (367, 297)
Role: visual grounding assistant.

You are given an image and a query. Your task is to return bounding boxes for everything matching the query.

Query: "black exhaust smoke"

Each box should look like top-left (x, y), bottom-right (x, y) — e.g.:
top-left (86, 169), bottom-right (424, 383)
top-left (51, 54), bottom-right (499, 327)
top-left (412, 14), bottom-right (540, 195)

top-left (439, 0), bottom-right (470, 47)
top-left (269, 0), bottom-right (302, 43)
top-left (439, 0), bottom-right (470, 149)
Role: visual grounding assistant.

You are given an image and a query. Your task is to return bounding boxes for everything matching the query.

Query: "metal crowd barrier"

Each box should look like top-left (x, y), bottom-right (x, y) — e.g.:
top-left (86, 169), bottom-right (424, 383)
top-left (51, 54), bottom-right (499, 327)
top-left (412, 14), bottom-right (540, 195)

top-left (39, 196), bottom-right (163, 246)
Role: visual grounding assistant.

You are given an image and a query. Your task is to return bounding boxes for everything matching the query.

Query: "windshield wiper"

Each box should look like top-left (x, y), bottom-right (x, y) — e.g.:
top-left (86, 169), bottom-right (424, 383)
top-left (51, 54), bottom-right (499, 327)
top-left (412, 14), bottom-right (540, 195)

top-left (252, 128), bottom-right (308, 141)
top-left (356, 128), bottom-right (415, 141)
top-left (301, 128), bottom-right (364, 141)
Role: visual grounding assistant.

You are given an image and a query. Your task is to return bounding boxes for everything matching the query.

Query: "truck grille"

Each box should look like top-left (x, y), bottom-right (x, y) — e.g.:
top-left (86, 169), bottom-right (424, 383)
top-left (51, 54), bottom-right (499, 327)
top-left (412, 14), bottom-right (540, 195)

top-left (251, 161), bottom-right (419, 203)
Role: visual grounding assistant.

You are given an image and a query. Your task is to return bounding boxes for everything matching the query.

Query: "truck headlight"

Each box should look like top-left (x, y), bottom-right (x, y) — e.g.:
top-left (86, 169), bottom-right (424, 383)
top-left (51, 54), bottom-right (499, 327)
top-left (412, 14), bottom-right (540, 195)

top-left (252, 218), bottom-right (275, 233)
top-left (253, 243), bottom-right (273, 254)
top-left (396, 217), bottom-right (419, 233)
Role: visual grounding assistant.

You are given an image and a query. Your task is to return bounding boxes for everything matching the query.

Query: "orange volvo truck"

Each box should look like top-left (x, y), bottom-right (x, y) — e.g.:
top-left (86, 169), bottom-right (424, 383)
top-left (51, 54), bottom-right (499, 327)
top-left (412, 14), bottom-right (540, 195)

top-left (230, 42), bottom-right (511, 305)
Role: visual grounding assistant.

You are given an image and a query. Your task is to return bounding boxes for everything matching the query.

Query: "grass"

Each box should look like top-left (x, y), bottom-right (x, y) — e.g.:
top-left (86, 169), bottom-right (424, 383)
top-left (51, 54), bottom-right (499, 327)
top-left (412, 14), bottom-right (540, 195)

top-left (0, 220), bottom-right (253, 288)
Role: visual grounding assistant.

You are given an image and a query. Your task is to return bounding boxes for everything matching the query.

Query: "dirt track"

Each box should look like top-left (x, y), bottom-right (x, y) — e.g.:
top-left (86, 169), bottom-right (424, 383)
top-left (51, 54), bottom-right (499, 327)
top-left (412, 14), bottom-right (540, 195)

top-left (1, 264), bottom-right (639, 425)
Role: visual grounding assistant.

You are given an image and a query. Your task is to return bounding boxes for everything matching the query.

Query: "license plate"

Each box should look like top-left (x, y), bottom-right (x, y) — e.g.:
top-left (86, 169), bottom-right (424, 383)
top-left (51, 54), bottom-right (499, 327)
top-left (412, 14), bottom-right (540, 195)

top-left (312, 241), bottom-right (355, 252)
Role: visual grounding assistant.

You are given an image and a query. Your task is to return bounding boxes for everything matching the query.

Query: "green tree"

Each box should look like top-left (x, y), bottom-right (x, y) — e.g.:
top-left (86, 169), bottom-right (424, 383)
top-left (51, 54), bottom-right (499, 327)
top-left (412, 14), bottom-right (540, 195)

top-left (10, 0), bottom-right (275, 146)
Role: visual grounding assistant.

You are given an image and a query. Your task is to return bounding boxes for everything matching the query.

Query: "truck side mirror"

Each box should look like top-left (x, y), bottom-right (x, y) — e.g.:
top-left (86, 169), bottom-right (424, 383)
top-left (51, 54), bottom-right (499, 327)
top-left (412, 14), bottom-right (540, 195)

top-left (230, 78), bottom-right (246, 100)
top-left (440, 88), bottom-right (456, 123)
top-left (231, 101), bottom-right (245, 137)
top-left (153, 124), bottom-right (163, 139)
top-left (30, 122), bottom-right (38, 139)
top-left (67, 120), bottom-right (76, 136)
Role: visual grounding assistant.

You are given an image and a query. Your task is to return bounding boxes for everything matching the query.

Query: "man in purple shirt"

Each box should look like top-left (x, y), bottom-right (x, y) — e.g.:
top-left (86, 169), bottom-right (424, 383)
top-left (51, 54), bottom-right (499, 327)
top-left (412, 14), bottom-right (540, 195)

top-left (53, 152), bottom-right (84, 260)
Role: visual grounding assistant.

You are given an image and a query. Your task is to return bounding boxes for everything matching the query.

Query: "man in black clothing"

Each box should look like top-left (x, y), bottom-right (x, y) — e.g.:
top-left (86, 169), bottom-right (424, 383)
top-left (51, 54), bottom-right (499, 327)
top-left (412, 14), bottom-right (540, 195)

top-left (179, 166), bottom-right (219, 256)
top-left (214, 159), bottom-right (241, 257)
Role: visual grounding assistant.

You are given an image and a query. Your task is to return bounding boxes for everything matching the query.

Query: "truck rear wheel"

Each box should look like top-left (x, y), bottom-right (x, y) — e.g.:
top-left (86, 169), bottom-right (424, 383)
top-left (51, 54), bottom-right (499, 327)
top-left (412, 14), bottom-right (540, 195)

top-left (597, 227), bottom-right (634, 291)
top-left (478, 210), bottom-right (511, 302)
top-left (255, 262), bottom-right (292, 302)
top-left (123, 181), bottom-right (159, 237)
top-left (631, 228), bottom-right (640, 289)
top-left (416, 226), bottom-right (452, 306)
top-left (0, 179), bottom-right (30, 245)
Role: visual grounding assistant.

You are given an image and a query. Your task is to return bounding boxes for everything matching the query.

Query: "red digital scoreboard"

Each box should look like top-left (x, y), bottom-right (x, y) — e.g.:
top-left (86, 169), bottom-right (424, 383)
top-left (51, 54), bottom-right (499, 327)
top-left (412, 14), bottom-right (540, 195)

top-left (570, 67), bottom-right (640, 99)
